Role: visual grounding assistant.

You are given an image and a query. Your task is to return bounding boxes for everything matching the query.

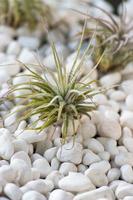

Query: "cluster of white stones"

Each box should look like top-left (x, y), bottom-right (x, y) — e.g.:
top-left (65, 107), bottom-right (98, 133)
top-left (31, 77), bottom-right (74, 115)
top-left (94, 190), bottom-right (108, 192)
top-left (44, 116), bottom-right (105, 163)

top-left (0, 0), bottom-right (133, 199)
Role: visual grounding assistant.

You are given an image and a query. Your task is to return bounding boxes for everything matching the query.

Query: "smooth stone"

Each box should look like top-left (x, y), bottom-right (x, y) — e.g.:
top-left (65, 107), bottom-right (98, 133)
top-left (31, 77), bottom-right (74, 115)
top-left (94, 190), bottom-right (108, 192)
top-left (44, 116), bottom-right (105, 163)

top-left (85, 168), bottom-right (108, 187)
top-left (74, 186), bottom-right (115, 200)
top-left (100, 72), bottom-right (121, 87)
top-left (0, 70), bottom-right (10, 84)
top-left (98, 151), bottom-right (110, 161)
top-left (83, 138), bottom-right (104, 153)
top-left (22, 179), bottom-right (54, 194)
top-left (59, 162), bottom-right (77, 175)
top-left (77, 164), bottom-right (87, 173)
top-left (49, 189), bottom-right (74, 200)
top-left (15, 130), bottom-right (47, 143)
top-left (93, 94), bottom-right (108, 105)
top-left (4, 105), bottom-right (24, 127)
top-left (83, 150), bottom-right (101, 165)
top-left (0, 25), bottom-right (15, 37)
top-left (13, 139), bottom-right (29, 153)
top-left (115, 183), bottom-right (133, 199)
top-left (11, 151), bottom-right (31, 167)
top-left (33, 158), bottom-right (52, 178)
top-left (0, 34), bottom-right (11, 51)
top-left (123, 137), bottom-right (133, 152)
top-left (59, 172), bottom-right (95, 193)
top-left (104, 110), bottom-right (119, 121)
top-left (124, 197), bottom-right (133, 200)
top-left (7, 41), bottom-right (21, 55)
top-left (120, 111), bottom-right (133, 130)
top-left (107, 168), bottom-right (120, 182)
top-left (10, 159), bottom-right (32, 185)
top-left (97, 117), bottom-right (121, 140)
top-left (46, 171), bottom-right (64, 188)
top-left (31, 168), bottom-right (40, 180)
top-left (123, 127), bottom-right (132, 138)
top-left (36, 139), bottom-right (53, 155)
top-left (89, 160), bottom-right (111, 174)
top-left (115, 152), bottom-right (133, 166)
top-left (51, 157), bottom-right (60, 170)
top-left (78, 116), bottom-right (96, 139)
top-left (44, 147), bottom-right (58, 162)
top-left (109, 180), bottom-right (126, 192)
top-left (126, 95), bottom-right (133, 111)
top-left (0, 160), bottom-right (9, 166)
top-left (57, 142), bottom-right (83, 165)
top-left (18, 36), bottom-right (40, 50)
top-left (18, 48), bottom-right (38, 64)
top-left (0, 128), bottom-right (14, 160)
top-left (31, 154), bottom-right (43, 162)
top-left (4, 183), bottom-right (23, 200)
top-left (22, 191), bottom-right (46, 200)
top-left (121, 165), bottom-right (133, 183)
top-left (121, 80), bottom-right (133, 94)
top-left (109, 90), bottom-right (126, 101)
top-left (97, 137), bottom-right (119, 158)
top-left (0, 165), bottom-right (16, 182)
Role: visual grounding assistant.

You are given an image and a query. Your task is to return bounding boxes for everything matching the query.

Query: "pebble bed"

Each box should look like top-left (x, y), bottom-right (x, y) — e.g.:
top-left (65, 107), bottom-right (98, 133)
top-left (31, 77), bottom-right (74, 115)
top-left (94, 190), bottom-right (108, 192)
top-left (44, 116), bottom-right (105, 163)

top-left (0, 0), bottom-right (133, 200)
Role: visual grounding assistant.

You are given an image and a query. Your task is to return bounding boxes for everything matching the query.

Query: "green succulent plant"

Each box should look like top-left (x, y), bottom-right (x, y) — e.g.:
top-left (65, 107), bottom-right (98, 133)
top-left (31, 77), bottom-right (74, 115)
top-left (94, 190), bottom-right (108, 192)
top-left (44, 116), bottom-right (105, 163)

top-left (77, 3), bottom-right (133, 72)
top-left (8, 29), bottom-right (103, 140)
top-left (0, 0), bottom-right (52, 29)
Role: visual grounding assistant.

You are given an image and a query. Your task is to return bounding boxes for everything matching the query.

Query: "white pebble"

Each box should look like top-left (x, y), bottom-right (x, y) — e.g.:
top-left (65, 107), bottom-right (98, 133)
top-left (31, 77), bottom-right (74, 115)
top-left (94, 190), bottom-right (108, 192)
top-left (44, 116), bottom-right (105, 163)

top-left (11, 151), bottom-right (31, 167)
top-left (123, 137), bottom-right (133, 152)
top-left (15, 130), bottom-right (47, 144)
top-left (74, 186), bottom-right (115, 200)
top-left (97, 117), bottom-right (121, 140)
top-left (49, 189), bottom-right (74, 200)
top-left (57, 142), bottom-right (83, 165)
top-left (10, 159), bottom-right (32, 185)
top-left (0, 165), bottom-right (16, 183)
top-left (115, 183), bottom-right (133, 199)
top-left (4, 183), bottom-right (23, 200)
top-left (46, 171), bottom-right (63, 188)
top-left (120, 111), bottom-right (133, 130)
top-left (121, 80), bottom-right (133, 94)
top-left (100, 72), bottom-right (121, 87)
top-left (13, 139), bottom-right (29, 153)
top-left (84, 138), bottom-right (104, 153)
top-left (7, 41), bottom-right (21, 55)
top-left (85, 168), bottom-right (108, 187)
top-left (121, 165), bottom-right (133, 183)
top-left (22, 191), bottom-right (46, 200)
top-left (33, 158), bottom-right (52, 178)
top-left (0, 128), bottom-right (14, 160)
top-left (78, 116), bottom-right (96, 139)
top-left (23, 179), bottom-right (54, 194)
top-left (115, 152), bottom-right (133, 166)
top-left (18, 36), bottom-right (40, 50)
top-left (59, 162), bottom-right (77, 175)
top-left (44, 147), bottom-right (58, 162)
top-left (83, 150), bottom-right (101, 165)
top-left (59, 172), bottom-right (95, 193)
top-left (126, 94), bottom-right (133, 111)
top-left (107, 168), bottom-right (120, 182)
top-left (51, 157), bottom-right (60, 170)
top-left (109, 90), bottom-right (126, 101)
top-left (98, 137), bottom-right (119, 158)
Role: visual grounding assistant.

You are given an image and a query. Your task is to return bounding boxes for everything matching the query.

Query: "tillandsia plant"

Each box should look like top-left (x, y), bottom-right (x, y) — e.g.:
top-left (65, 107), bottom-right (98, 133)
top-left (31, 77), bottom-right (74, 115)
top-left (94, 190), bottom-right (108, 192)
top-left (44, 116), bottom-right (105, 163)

top-left (7, 27), bottom-right (103, 141)
top-left (76, 3), bottom-right (133, 72)
top-left (0, 0), bottom-right (52, 29)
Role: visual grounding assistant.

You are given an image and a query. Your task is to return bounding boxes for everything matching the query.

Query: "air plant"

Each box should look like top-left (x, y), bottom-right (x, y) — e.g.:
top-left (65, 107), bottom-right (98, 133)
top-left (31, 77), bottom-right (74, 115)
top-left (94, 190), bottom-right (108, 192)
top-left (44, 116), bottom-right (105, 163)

top-left (7, 27), bottom-right (103, 141)
top-left (0, 0), bottom-right (52, 29)
top-left (76, 3), bottom-right (133, 72)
